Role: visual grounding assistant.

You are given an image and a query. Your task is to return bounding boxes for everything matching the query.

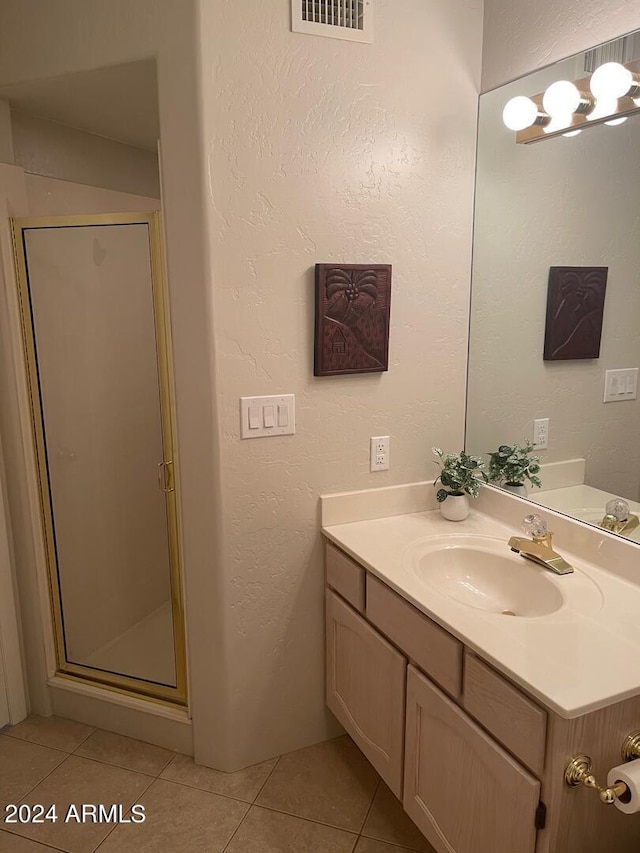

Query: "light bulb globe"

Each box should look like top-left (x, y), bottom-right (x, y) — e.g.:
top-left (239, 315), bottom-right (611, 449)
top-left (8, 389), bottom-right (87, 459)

top-left (586, 97), bottom-right (618, 121)
top-left (542, 81), bottom-right (581, 116)
top-left (543, 113), bottom-right (574, 134)
top-left (590, 62), bottom-right (633, 100)
top-left (502, 96), bottom-right (538, 131)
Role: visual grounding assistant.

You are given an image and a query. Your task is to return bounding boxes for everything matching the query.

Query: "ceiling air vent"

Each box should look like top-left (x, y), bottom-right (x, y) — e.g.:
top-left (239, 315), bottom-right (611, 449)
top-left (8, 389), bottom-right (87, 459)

top-left (292, 0), bottom-right (372, 44)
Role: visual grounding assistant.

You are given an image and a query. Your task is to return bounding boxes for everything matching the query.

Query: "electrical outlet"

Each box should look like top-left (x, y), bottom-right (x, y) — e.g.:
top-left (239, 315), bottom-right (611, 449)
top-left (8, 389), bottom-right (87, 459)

top-left (533, 418), bottom-right (549, 450)
top-left (370, 436), bottom-right (390, 472)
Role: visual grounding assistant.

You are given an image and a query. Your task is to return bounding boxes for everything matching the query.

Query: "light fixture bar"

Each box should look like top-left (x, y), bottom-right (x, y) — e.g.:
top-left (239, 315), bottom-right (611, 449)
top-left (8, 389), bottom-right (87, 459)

top-left (515, 59), bottom-right (640, 143)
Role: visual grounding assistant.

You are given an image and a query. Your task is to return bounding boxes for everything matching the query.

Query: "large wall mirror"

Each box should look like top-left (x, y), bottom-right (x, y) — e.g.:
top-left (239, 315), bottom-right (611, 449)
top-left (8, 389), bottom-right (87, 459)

top-left (466, 28), bottom-right (640, 545)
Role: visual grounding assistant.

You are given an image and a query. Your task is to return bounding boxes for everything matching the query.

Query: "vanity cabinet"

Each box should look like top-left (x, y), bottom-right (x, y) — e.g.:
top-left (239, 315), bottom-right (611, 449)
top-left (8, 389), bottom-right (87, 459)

top-left (324, 540), bottom-right (640, 853)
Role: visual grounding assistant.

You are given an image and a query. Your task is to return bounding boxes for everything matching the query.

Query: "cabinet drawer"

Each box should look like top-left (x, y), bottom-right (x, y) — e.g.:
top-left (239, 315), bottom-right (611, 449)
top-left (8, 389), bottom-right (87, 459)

top-left (463, 652), bottom-right (547, 775)
top-left (325, 542), bottom-right (366, 612)
top-left (366, 574), bottom-right (462, 698)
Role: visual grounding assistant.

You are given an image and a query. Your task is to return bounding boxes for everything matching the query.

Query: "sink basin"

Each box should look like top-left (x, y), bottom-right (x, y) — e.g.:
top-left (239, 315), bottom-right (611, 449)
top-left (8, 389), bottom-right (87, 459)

top-left (406, 535), bottom-right (565, 617)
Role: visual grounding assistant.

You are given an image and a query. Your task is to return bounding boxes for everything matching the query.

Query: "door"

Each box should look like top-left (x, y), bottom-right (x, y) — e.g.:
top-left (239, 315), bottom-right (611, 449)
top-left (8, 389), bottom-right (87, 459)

top-left (12, 212), bottom-right (186, 706)
top-left (326, 589), bottom-right (406, 797)
top-left (404, 665), bottom-right (540, 853)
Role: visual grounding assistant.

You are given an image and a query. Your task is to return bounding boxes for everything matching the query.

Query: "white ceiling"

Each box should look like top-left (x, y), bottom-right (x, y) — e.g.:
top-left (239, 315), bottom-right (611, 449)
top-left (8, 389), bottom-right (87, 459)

top-left (0, 60), bottom-right (159, 151)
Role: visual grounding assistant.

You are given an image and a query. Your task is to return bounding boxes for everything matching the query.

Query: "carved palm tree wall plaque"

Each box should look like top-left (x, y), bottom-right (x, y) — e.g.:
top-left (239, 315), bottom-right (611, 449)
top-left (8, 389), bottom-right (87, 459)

top-left (314, 264), bottom-right (392, 376)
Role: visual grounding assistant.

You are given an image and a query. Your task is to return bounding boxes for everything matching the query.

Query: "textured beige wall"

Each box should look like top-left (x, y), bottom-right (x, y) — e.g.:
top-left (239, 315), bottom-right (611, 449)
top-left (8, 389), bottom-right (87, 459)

top-left (467, 59), bottom-right (640, 502)
top-left (199, 0), bottom-right (483, 767)
top-left (12, 112), bottom-right (160, 198)
top-left (482, 0), bottom-right (640, 91)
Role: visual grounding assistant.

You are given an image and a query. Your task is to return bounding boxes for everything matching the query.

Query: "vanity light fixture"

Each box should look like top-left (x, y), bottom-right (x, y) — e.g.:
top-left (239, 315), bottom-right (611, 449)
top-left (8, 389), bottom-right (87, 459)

top-left (503, 59), bottom-right (640, 143)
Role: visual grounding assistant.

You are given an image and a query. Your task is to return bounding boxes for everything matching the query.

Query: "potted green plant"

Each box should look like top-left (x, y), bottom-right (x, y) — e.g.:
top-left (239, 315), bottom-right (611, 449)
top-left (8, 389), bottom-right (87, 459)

top-left (488, 442), bottom-right (542, 496)
top-left (432, 448), bottom-right (488, 521)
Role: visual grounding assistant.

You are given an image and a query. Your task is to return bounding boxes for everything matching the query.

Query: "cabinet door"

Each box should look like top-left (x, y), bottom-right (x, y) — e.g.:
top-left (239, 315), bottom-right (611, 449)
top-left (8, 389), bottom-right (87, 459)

top-left (326, 589), bottom-right (406, 797)
top-left (404, 666), bottom-right (540, 853)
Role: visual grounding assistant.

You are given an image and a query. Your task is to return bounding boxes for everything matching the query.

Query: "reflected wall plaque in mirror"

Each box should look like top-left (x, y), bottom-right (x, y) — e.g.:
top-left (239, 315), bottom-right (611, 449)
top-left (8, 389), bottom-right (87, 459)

top-left (466, 29), bottom-right (640, 545)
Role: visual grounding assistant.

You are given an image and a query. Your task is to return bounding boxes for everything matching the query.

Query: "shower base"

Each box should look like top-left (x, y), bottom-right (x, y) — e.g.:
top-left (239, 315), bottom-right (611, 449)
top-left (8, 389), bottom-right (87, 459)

top-left (84, 601), bottom-right (176, 687)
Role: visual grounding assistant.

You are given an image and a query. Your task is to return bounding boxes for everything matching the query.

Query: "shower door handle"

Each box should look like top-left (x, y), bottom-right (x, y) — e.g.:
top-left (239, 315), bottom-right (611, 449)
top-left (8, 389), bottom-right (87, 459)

top-left (157, 461), bottom-right (175, 493)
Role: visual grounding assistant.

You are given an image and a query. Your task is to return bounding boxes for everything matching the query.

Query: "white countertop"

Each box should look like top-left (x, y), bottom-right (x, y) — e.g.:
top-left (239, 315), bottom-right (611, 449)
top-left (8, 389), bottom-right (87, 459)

top-left (322, 507), bottom-right (640, 719)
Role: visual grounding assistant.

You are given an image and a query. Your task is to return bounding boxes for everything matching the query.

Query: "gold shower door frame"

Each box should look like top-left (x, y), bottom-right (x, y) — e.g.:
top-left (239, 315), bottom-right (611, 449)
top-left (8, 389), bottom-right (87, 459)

top-left (11, 212), bottom-right (187, 707)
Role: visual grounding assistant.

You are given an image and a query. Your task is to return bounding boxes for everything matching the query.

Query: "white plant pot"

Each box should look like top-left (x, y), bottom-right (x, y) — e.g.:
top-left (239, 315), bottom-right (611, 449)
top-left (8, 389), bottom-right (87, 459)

top-left (439, 493), bottom-right (470, 521)
top-left (504, 482), bottom-right (527, 497)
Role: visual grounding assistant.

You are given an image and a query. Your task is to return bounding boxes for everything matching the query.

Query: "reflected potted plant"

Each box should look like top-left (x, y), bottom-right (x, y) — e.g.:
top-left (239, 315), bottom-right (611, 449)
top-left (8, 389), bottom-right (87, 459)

top-left (432, 448), bottom-right (488, 521)
top-left (488, 442), bottom-right (542, 496)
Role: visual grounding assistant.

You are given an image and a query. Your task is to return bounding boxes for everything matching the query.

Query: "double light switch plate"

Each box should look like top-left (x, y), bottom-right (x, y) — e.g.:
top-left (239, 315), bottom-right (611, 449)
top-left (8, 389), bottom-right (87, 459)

top-left (240, 395), bottom-right (295, 439)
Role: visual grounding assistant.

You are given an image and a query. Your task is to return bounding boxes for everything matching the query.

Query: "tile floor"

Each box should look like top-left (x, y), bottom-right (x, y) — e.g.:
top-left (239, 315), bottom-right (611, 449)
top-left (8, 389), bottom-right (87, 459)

top-left (0, 716), bottom-right (435, 853)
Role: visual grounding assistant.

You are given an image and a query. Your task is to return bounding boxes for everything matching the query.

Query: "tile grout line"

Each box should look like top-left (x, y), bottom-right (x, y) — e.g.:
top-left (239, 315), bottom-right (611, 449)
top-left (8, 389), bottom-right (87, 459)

top-left (357, 776), bottom-right (381, 835)
top-left (71, 728), bottom-right (176, 763)
top-left (1, 730), bottom-right (78, 756)
top-left (252, 754), bottom-right (282, 803)
top-left (9, 750), bottom-right (75, 811)
top-left (74, 726), bottom-right (99, 751)
top-left (240, 801), bottom-right (361, 835)
top-left (2, 717), bottom-right (97, 753)
top-left (154, 751), bottom-right (179, 776)
top-left (64, 750), bottom-right (174, 779)
top-left (150, 776), bottom-right (261, 804)
top-left (218, 802), bottom-right (251, 853)
top-left (219, 754), bottom-right (284, 853)
top-left (91, 770), bottom-right (158, 852)
top-left (0, 826), bottom-right (68, 852)
top-left (149, 769), bottom-right (280, 806)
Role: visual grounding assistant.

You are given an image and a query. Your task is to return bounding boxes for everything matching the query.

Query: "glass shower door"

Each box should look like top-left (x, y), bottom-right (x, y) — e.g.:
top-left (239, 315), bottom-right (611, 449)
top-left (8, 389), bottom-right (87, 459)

top-left (13, 212), bottom-right (186, 706)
